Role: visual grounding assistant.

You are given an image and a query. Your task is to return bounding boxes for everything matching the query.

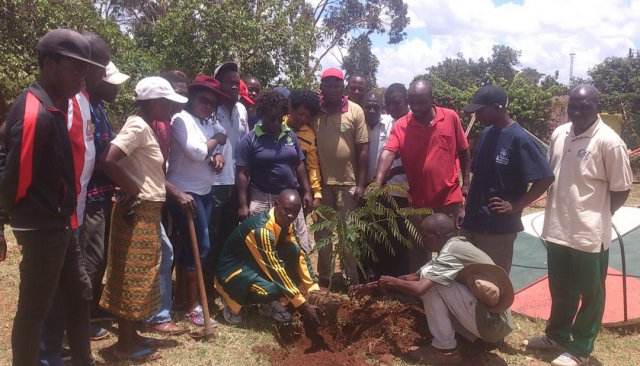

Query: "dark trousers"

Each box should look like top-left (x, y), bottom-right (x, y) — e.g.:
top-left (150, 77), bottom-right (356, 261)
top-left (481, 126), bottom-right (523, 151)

top-left (205, 185), bottom-right (239, 292)
top-left (369, 195), bottom-right (412, 279)
top-left (79, 199), bottom-right (112, 313)
top-left (12, 228), bottom-right (94, 366)
top-left (545, 241), bottom-right (608, 357)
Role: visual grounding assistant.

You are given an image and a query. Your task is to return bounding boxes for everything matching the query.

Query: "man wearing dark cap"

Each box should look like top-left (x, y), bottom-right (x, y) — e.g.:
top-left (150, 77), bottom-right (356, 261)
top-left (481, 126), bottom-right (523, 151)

top-left (311, 67), bottom-right (369, 289)
top-left (0, 28), bottom-right (101, 366)
top-left (460, 85), bottom-right (554, 273)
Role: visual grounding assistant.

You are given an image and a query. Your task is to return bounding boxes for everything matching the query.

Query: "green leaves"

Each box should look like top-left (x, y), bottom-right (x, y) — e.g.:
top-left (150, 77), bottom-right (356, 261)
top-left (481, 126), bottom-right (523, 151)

top-left (309, 184), bottom-right (429, 290)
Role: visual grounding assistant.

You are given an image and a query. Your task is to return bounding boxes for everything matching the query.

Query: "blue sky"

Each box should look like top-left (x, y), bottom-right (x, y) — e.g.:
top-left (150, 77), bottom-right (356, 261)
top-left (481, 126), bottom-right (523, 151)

top-left (319, 0), bottom-right (640, 87)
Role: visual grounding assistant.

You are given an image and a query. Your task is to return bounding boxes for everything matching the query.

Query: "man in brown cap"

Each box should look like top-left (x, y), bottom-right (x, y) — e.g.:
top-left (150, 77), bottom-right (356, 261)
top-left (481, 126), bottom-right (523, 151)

top-left (351, 213), bottom-right (514, 364)
top-left (0, 28), bottom-right (103, 366)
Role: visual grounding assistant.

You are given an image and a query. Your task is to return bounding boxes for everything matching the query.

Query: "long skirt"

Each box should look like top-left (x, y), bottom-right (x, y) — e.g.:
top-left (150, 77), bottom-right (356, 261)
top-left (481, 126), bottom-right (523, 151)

top-left (99, 200), bottom-right (162, 321)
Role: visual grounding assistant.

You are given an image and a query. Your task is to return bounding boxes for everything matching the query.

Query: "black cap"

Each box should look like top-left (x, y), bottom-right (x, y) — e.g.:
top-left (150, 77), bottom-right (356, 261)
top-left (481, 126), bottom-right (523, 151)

top-left (37, 29), bottom-right (105, 68)
top-left (463, 85), bottom-right (508, 113)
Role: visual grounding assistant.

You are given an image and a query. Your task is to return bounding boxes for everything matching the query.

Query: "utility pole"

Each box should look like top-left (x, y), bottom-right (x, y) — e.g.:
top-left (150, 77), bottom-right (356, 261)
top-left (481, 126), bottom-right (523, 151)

top-left (569, 53), bottom-right (575, 86)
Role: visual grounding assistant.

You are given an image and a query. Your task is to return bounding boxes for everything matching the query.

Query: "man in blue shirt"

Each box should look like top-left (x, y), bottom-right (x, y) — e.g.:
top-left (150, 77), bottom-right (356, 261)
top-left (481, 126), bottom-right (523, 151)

top-left (461, 85), bottom-right (554, 273)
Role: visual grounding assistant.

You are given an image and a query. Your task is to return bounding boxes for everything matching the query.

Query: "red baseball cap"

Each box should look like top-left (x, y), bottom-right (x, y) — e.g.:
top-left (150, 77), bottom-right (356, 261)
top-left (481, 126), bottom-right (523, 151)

top-left (238, 80), bottom-right (254, 105)
top-left (321, 67), bottom-right (345, 80)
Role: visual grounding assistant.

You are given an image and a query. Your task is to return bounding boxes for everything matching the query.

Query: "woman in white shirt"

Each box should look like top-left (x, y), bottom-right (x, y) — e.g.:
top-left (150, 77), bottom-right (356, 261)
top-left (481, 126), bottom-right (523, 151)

top-left (166, 75), bottom-right (228, 326)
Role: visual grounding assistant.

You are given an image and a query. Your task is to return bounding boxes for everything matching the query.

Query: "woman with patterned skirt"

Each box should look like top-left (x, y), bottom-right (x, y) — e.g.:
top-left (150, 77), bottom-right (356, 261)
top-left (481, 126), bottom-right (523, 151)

top-left (100, 77), bottom-right (187, 362)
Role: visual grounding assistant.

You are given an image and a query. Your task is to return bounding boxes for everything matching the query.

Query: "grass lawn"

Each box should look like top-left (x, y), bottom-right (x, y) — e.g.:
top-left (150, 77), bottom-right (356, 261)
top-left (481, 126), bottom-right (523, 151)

top-left (1, 184), bottom-right (640, 365)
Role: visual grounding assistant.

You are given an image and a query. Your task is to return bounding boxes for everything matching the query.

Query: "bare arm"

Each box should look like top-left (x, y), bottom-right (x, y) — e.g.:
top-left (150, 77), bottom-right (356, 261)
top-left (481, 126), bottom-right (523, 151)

top-left (165, 180), bottom-right (195, 217)
top-left (374, 150), bottom-right (396, 186)
top-left (489, 176), bottom-right (554, 214)
top-left (611, 190), bottom-right (630, 214)
top-left (458, 148), bottom-right (471, 197)
top-left (354, 142), bottom-right (368, 198)
top-left (101, 144), bottom-right (139, 204)
top-left (236, 165), bottom-right (251, 221)
top-left (296, 160), bottom-right (313, 209)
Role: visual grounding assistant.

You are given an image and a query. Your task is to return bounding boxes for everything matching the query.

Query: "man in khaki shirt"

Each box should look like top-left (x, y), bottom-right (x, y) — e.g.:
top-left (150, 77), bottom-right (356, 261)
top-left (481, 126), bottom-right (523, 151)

top-left (525, 85), bottom-right (633, 366)
top-left (312, 67), bottom-right (369, 288)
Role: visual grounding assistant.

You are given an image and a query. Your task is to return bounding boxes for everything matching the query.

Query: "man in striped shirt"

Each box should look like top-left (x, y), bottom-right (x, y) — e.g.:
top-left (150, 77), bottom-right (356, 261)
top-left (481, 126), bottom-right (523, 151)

top-left (214, 189), bottom-right (323, 326)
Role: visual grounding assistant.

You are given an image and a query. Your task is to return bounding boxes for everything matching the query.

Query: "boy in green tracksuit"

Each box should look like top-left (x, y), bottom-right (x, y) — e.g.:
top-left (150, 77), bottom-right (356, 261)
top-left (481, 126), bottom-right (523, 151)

top-left (214, 189), bottom-right (322, 326)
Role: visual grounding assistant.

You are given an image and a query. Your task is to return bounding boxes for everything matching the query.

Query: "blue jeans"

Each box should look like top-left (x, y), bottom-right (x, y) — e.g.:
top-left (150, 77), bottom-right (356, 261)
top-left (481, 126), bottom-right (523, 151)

top-left (144, 223), bottom-right (174, 324)
top-left (170, 190), bottom-right (213, 272)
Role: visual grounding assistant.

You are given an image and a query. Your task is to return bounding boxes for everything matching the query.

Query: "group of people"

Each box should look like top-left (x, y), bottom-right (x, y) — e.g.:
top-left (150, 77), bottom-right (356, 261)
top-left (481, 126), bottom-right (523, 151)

top-left (0, 27), bottom-right (633, 366)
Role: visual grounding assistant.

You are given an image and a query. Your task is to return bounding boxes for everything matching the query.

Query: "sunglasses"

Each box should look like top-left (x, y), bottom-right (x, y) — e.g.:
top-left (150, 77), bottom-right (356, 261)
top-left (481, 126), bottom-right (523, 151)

top-left (197, 96), bottom-right (217, 107)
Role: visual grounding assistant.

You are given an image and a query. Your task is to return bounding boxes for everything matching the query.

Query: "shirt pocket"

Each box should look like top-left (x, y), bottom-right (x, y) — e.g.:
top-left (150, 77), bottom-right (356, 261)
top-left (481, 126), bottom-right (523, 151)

top-left (435, 133), bottom-right (454, 153)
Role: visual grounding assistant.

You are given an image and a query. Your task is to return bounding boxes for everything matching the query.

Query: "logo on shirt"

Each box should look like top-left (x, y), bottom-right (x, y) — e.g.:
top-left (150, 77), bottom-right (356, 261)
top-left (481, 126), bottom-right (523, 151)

top-left (577, 149), bottom-right (591, 159)
top-left (286, 135), bottom-right (294, 145)
top-left (496, 148), bottom-right (510, 165)
top-left (86, 120), bottom-right (94, 141)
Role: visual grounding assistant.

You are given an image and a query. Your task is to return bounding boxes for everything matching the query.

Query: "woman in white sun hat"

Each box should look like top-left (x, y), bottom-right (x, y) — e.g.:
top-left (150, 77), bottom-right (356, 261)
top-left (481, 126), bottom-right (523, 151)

top-left (99, 77), bottom-right (187, 362)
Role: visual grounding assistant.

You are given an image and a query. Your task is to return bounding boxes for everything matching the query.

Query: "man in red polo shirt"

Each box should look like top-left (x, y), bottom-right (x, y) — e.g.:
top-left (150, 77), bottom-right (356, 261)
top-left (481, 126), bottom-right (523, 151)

top-left (374, 79), bottom-right (470, 270)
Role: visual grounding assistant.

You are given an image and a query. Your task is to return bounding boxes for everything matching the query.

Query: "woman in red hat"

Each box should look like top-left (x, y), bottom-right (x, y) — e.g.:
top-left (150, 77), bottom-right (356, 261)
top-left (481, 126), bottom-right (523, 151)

top-left (166, 75), bottom-right (229, 326)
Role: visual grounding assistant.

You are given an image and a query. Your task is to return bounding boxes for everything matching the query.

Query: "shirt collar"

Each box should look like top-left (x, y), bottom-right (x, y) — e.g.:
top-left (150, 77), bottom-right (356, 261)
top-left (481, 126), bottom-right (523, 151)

top-left (569, 115), bottom-right (603, 138)
top-left (253, 122), bottom-right (291, 140)
top-left (406, 106), bottom-right (444, 126)
top-left (28, 83), bottom-right (63, 113)
top-left (320, 95), bottom-right (350, 113)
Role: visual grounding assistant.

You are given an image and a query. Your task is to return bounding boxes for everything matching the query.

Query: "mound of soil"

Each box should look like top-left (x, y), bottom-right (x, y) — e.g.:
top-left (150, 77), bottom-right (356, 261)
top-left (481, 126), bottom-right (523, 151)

top-left (254, 293), bottom-right (430, 365)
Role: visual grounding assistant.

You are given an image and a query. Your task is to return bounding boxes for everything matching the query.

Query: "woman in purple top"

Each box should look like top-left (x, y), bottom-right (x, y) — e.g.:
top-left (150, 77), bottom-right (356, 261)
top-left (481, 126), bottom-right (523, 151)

top-left (236, 91), bottom-right (313, 220)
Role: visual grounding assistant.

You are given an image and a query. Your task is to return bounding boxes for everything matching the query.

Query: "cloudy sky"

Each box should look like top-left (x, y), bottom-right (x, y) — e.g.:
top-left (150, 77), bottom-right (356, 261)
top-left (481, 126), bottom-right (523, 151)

top-left (318, 0), bottom-right (640, 87)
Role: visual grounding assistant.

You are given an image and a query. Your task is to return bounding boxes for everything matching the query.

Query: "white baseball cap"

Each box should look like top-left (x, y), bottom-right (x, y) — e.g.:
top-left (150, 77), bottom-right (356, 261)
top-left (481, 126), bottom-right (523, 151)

top-left (103, 61), bottom-right (130, 85)
top-left (133, 76), bottom-right (188, 104)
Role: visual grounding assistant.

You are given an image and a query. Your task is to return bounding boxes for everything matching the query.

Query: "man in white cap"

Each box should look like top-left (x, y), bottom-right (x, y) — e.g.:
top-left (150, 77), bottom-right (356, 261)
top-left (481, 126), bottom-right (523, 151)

top-left (207, 62), bottom-right (249, 292)
top-left (351, 213), bottom-right (514, 365)
top-left (81, 60), bottom-right (132, 337)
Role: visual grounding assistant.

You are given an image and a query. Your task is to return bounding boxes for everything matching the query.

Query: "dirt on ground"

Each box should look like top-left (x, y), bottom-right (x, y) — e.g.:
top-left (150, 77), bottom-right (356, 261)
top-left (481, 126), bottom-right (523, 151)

top-left (254, 292), bottom-right (431, 366)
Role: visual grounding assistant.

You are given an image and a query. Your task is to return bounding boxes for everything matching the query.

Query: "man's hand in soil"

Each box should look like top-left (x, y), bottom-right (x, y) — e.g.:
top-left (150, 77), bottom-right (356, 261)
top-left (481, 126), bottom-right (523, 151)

top-left (298, 302), bottom-right (325, 327)
top-left (349, 282), bottom-right (381, 299)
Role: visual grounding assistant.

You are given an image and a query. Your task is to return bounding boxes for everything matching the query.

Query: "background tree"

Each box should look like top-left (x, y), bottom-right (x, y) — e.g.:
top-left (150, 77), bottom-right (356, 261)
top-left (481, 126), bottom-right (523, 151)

top-left (589, 51), bottom-right (640, 149)
top-left (312, 0), bottom-right (409, 76)
top-left (342, 34), bottom-right (379, 88)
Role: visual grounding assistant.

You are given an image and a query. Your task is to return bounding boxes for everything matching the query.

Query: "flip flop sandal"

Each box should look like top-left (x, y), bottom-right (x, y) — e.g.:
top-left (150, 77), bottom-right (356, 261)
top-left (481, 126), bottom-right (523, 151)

top-left (113, 347), bottom-right (161, 362)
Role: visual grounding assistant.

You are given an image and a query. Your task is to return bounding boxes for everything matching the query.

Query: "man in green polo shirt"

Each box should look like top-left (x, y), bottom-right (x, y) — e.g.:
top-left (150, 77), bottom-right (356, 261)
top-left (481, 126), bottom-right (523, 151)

top-left (312, 67), bottom-right (369, 289)
top-left (351, 213), bottom-right (514, 365)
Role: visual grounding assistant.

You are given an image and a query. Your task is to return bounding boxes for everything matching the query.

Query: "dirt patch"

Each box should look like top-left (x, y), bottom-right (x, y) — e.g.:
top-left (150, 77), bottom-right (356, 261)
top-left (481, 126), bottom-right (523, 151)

top-left (254, 293), bottom-right (430, 365)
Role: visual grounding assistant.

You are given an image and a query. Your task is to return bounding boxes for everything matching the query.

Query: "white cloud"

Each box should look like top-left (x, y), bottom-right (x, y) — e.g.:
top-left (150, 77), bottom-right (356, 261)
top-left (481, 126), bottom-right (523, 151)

top-left (320, 0), bottom-right (640, 87)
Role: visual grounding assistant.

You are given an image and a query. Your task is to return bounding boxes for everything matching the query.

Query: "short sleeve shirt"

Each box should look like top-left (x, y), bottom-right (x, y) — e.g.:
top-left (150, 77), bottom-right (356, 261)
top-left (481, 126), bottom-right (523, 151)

top-left (236, 124), bottom-right (305, 194)
top-left (542, 117), bottom-right (633, 252)
top-left (384, 107), bottom-right (469, 208)
top-left (215, 102), bottom-right (249, 185)
top-left (111, 115), bottom-right (166, 202)
top-left (312, 99), bottom-right (368, 185)
top-left (418, 236), bottom-right (513, 340)
top-left (462, 122), bottom-right (554, 234)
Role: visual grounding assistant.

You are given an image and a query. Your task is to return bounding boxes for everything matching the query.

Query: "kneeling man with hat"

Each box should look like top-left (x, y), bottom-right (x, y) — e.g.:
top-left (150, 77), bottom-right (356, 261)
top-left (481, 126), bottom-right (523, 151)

top-left (351, 213), bottom-right (514, 364)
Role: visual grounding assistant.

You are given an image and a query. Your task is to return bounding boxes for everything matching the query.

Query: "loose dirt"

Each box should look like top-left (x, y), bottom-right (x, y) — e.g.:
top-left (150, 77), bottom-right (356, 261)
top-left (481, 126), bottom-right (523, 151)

top-left (254, 293), bottom-right (430, 365)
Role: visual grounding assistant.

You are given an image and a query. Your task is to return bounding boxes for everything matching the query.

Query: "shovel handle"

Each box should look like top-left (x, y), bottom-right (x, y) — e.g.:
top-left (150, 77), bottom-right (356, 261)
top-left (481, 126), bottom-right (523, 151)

top-left (187, 215), bottom-right (215, 337)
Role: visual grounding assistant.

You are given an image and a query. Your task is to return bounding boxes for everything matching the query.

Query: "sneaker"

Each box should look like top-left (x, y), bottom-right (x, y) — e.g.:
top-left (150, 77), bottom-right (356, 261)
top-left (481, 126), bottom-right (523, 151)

top-left (185, 305), bottom-right (218, 327)
top-left (258, 301), bottom-right (293, 323)
top-left (551, 352), bottom-right (589, 366)
top-left (90, 324), bottom-right (109, 341)
top-left (222, 301), bottom-right (242, 325)
top-left (523, 335), bottom-right (564, 351)
top-left (407, 345), bottom-right (463, 364)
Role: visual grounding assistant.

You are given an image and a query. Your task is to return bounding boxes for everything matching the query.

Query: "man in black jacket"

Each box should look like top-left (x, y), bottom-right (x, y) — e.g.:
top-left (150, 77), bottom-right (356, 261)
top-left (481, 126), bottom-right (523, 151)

top-left (0, 29), bottom-right (103, 366)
